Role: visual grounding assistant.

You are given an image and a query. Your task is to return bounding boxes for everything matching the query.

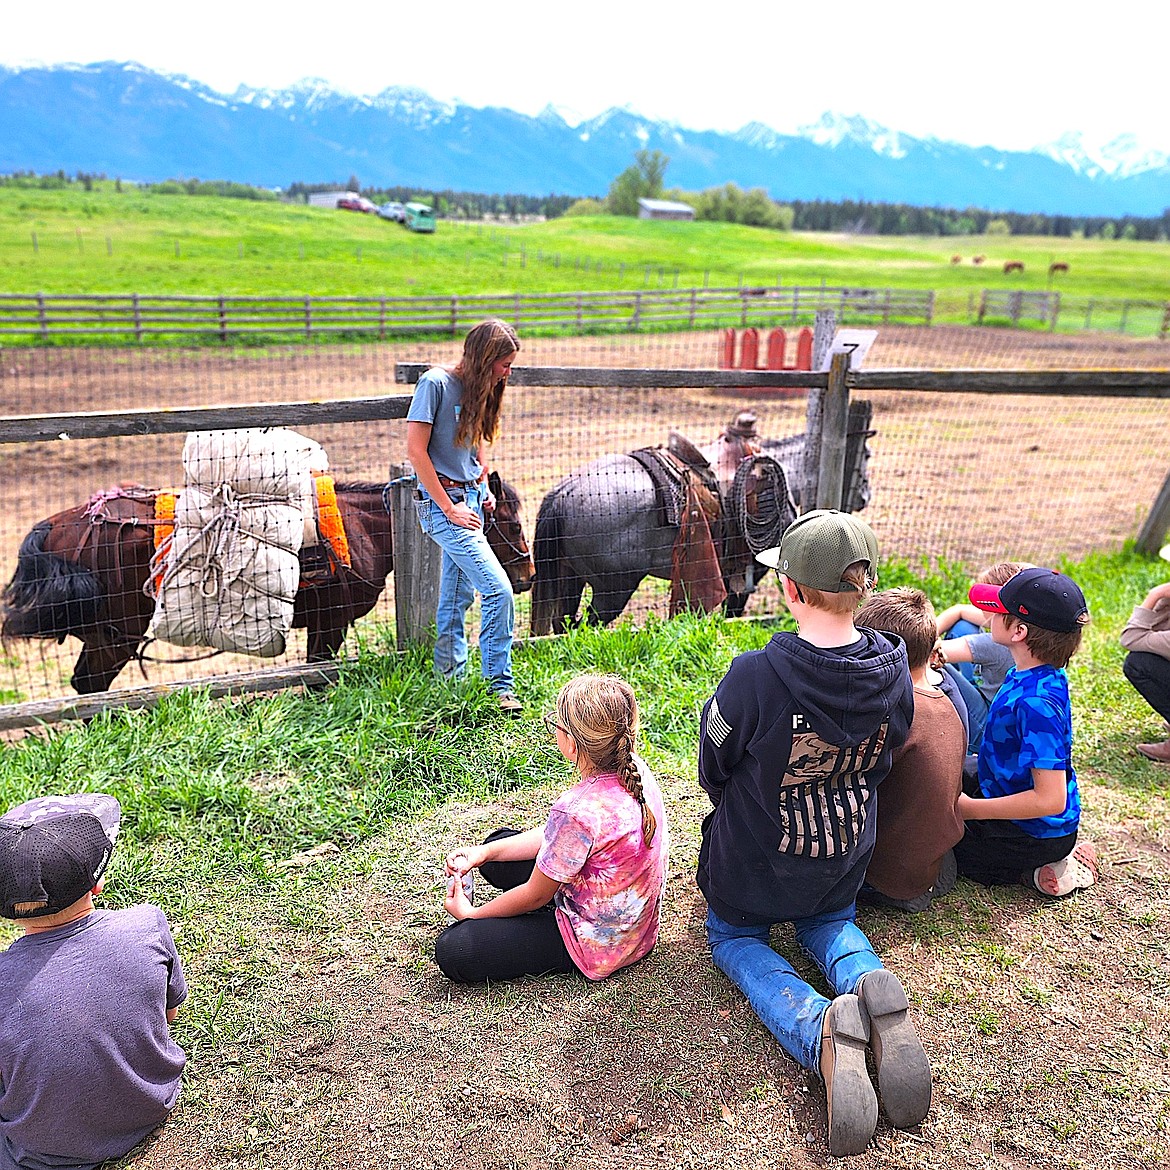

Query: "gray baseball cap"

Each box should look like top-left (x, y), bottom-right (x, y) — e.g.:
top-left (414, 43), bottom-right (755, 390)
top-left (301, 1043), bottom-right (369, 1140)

top-left (756, 509), bottom-right (878, 592)
top-left (0, 793), bottom-right (121, 918)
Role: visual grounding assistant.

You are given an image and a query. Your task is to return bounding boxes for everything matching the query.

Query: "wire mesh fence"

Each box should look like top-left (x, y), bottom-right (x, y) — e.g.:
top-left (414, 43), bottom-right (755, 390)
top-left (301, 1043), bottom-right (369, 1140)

top-left (1, 325), bottom-right (1168, 716)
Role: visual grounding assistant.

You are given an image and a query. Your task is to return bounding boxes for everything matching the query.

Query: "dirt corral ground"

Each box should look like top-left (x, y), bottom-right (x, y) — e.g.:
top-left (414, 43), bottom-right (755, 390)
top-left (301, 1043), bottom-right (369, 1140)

top-left (127, 773), bottom-right (1170, 1170)
top-left (1, 326), bottom-right (1168, 705)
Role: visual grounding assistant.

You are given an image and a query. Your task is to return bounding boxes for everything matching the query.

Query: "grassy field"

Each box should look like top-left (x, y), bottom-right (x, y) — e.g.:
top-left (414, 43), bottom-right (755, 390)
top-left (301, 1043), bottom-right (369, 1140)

top-left (0, 549), bottom-right (1168, 1168)
top-left (2, 184), bottom-right (1169, 303)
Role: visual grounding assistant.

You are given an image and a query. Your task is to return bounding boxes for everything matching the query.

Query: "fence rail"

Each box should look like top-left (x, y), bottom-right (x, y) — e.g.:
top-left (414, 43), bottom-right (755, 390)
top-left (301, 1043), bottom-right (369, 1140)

top-left (0, 286), bottom-right (939, 341)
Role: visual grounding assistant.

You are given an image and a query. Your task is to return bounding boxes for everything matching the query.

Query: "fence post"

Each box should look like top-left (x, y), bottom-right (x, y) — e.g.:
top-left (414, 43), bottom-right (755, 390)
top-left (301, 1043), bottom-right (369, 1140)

top-left (449, 295), bottom-right (458, 337)
top-left (380, 296), bottom-right (387, 341)
top-left (132, 293), bottom-right (142, 342)
top-left (1161, 302), bottom-right (1170, 341)
top-left (36, 293), bottom-right (47, 342)
top-left (387, 462), bottom-right (442, 648)
top-left (1049, 292), bottom-right (1060, 332)
top-left (1120, 300), bottom-right (1130, 334)
top-left (925, 290), bottom-right (935, 326)
top-left (633, 292), bottom-right (642, 330)
top-left (815, 353), bottom-right (851, 511)
top-left (801, 309), bottom-right (838, 511)
top-left (304, 297), bottom-right (311, 340)
top-left (218, 296), bottom-right (227, 343)
top-left (689, 289), bottom-right (696, 328)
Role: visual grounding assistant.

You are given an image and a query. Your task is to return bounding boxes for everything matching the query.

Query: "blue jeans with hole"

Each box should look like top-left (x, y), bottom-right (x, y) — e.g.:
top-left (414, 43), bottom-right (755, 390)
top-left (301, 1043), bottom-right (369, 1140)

top-left (706, 904), bottom-right (884, 1071)
top-left (414, 483), bottom-right (514, 693)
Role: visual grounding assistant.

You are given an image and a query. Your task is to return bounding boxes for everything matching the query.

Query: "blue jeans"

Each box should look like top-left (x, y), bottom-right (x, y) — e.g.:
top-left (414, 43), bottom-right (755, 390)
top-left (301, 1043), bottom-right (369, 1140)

top-left (414, 483), bottom-right (515, 693)
top-left (706, 904), bottom-right (883, 1072)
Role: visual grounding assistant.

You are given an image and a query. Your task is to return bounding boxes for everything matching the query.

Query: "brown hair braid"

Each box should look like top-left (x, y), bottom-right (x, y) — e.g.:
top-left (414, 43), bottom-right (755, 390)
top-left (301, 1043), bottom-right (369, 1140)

top-left (452, 318), bottom-right (520, 448)
top-left (556, 674), bottom-right (657, 847)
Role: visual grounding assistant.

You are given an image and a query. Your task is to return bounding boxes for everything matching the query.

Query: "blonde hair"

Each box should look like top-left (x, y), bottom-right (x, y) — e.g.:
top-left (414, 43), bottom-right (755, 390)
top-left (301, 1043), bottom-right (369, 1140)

top-left (556, 674), bottom-right (657, 847)
top-left (856, 587), bottom-right (937, 670)
top-left (977, 560), bottom-right (1031, 587)
top-left (798, 562), bottom-right (874, 614)
top-left (452, 318), bottom-right (520, 448)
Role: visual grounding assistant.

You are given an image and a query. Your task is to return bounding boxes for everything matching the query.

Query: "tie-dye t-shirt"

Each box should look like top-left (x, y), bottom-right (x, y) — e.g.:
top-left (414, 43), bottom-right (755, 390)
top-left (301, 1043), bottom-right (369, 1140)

top-left (535, 760), bottom-right (669, 980)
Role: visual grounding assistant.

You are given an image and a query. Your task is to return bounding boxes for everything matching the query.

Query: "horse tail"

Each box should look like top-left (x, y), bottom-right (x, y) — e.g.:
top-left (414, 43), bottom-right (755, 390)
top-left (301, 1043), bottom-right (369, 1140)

top-left (1, 522), bottom-right (104, 641)
top-left (530, 491), bottom-right (581, 637)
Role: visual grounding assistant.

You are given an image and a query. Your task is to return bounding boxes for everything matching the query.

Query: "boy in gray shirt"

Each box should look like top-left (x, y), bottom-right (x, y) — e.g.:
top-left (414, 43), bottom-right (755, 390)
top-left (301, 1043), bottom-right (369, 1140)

top-left (0, 794), bottom-right (187, 1170)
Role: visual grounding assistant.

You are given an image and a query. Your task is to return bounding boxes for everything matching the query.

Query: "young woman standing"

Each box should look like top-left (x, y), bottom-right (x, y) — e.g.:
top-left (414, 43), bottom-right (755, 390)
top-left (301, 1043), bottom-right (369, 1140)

top-left (406, 319), bottom-right (523, 714)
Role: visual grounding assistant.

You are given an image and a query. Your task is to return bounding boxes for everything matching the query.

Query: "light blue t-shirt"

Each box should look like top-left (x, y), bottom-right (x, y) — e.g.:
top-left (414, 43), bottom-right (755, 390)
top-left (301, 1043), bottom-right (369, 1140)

top-left (977, 664), bottom-right (1080, 839)
top-left (965, 633), bottom-right (1016, 703)
top-left (405, 367), bottom-right (481, 486)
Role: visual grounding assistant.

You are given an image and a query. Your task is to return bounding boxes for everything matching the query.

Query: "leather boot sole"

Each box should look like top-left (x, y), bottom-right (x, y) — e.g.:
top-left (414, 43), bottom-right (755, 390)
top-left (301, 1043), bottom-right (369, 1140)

top-left (858, 970), bottom-right (932, 1129)
top-left (821, 994), bottom-right (878, 1157)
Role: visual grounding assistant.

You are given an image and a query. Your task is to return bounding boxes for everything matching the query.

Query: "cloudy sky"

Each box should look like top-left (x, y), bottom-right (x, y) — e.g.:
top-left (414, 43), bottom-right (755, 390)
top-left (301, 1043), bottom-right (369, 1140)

top-left (4, 1), bottom-right (1165, 153)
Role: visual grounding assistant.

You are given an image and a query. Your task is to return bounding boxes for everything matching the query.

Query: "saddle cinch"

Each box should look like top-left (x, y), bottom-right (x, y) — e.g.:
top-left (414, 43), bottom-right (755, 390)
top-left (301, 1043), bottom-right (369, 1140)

top-left (629, 433), bottom-right (728, 617)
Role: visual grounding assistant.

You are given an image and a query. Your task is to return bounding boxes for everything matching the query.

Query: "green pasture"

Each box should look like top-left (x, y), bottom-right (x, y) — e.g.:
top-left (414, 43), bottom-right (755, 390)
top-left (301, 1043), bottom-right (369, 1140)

top-left (1, 184), bottom-right (1168, 303)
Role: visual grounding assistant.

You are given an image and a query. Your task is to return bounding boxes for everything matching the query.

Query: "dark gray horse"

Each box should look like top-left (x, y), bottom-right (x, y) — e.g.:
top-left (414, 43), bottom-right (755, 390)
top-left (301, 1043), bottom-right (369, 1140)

top-left (530, 413), bottom-right (808, 635)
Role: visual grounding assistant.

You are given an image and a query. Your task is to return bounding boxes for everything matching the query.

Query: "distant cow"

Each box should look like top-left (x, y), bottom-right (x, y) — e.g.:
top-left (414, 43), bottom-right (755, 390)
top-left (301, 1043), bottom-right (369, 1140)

top-left (972, 255), bottom-right (986, 265)
top-left (1049, 262), bottom-right (1070, 275)
top-left (1003, 261), bottom-right (1025, 274)
top-left (951, 255), bottom-right (962, 264)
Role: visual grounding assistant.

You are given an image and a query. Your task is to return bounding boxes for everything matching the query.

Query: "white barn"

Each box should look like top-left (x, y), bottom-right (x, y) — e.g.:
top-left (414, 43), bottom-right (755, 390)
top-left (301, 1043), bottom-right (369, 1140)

top-left (637, 198), bottom-right (696, 221)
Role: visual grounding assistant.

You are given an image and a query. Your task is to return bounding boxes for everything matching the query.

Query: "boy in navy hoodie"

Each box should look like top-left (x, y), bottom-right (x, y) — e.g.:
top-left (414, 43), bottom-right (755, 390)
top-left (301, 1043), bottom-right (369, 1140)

top-left (698, 510), bottom-right (926, 1157)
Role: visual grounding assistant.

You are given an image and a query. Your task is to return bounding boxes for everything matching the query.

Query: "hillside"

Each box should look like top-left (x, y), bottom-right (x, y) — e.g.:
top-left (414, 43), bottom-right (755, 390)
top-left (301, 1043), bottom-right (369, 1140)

top-left (2, 186), bottom-right (1169, 302)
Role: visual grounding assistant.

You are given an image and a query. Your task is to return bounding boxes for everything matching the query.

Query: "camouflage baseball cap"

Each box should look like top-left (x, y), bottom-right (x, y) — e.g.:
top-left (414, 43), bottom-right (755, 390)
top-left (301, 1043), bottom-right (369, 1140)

top-left (756, 509), bottom-right (879, 592)
top-left (0, 794), bottom-right (121, 919)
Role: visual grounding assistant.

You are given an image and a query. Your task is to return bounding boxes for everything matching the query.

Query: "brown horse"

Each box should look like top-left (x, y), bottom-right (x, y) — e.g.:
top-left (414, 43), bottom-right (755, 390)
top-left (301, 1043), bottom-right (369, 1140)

top-left (2, 473), bottom-right (533, 695)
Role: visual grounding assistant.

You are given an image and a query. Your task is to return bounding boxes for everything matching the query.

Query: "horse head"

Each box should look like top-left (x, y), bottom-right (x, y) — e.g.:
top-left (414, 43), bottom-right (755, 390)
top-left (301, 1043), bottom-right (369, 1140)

top-left (486, 471), bottom-right (535, 593)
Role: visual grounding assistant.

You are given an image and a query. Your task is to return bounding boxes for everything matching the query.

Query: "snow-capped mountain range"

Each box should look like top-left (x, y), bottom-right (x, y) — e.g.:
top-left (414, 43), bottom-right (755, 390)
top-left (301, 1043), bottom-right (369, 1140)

top-left (2, 61), bottom-right (1168, 216)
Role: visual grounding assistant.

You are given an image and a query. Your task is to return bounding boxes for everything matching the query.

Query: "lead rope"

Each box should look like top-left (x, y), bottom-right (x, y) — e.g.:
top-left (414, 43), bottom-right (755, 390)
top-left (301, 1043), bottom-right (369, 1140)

top-left (730, 454), bottom-right (798, 557)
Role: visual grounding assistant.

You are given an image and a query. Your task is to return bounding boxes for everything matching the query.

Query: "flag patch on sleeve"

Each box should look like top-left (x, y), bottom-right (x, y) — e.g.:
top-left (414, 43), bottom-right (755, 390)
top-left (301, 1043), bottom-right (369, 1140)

top-left (706, 696), bottom-right (733, 747)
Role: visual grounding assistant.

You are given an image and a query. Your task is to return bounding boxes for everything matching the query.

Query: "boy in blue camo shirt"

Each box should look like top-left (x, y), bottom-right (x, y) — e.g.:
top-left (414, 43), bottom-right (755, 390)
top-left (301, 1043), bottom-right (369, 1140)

top-left (954, 567), bottom-right (1098, 896)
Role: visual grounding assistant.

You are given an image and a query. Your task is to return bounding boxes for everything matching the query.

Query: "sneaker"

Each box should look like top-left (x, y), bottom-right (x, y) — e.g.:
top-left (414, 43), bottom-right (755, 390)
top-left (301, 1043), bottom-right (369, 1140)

top-left (856, 970), bottom-right (932, 1130)
top-left (1033, 840), bottom-right (1098, 897)
top-left (1136, 739), bottom-right (1170, 763)
top-left (819, 995), bottom-right (878, 1157)
top-left (496, 691), bottom-right (523, 718)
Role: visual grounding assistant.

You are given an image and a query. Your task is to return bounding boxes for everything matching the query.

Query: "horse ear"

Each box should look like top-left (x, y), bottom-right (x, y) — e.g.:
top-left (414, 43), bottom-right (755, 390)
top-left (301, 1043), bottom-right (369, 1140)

top-left (488, 469), bottom-right (502, 495)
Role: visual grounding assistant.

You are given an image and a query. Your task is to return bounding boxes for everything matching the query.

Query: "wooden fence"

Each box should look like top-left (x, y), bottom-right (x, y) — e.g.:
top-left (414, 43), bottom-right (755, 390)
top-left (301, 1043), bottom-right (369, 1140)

top-left (0, 286), bottom-right (935, 341)
top-left (3, 362), bottom-right (1170, 730)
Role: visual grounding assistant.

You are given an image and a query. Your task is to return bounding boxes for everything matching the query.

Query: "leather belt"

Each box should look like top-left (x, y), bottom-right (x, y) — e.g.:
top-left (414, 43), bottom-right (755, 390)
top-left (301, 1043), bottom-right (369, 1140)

top-left (437, 475), bottom-right (476, 489)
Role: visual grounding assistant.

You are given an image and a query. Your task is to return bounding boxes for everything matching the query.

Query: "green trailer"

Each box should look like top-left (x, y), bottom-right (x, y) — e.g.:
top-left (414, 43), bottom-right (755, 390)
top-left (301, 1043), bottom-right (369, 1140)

top-left (404, 202), bottom-right (436, 233)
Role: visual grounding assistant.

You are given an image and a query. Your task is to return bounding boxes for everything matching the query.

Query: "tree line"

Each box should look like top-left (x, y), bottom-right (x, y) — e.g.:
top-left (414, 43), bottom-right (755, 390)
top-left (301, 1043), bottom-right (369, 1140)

top-left (283, 180), bottom-right (577, 220)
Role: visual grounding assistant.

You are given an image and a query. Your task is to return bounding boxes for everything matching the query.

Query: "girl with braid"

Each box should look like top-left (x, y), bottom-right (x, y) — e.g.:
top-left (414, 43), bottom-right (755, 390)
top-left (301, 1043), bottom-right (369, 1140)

top-left (435, 674), bottom-right (669, 983)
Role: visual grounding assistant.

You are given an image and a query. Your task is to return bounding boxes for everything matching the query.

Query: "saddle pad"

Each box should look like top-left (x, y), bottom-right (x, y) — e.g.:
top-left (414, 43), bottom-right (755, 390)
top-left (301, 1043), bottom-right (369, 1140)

top-left (313, 475), bottom-right (351, 570)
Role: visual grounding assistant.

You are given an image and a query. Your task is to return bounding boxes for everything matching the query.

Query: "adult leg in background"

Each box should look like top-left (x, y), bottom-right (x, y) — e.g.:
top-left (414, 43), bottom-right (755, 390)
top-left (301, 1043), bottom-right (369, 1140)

top-left (1123, 650), bottom-right (1170, 724)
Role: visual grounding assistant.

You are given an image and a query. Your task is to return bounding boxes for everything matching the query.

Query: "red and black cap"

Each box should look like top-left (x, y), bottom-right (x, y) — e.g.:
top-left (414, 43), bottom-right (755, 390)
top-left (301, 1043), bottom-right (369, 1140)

top-left (969, 567), bottom-right (1088, 634)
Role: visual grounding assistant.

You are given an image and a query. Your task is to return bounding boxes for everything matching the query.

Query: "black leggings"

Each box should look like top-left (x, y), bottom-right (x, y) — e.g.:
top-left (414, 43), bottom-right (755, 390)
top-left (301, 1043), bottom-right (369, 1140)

top-left (434, 829), bottom-right (579, 984)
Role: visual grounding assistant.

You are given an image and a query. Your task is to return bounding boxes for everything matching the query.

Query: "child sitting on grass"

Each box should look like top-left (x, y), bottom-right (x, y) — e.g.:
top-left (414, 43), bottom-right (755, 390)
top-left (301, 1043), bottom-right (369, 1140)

top-left (856, 587), bottom-right (966, 912)
top-left (698, 510), bottom-right (927, 1158)
top-left (0, 793), bottom-right (187, 1170)
top-left (955, 567), bottom-right (1098, 896)
top-left (435, 673), bottom-right (668, 983)
top-left (937, 560), bottom-right (1030, 751)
